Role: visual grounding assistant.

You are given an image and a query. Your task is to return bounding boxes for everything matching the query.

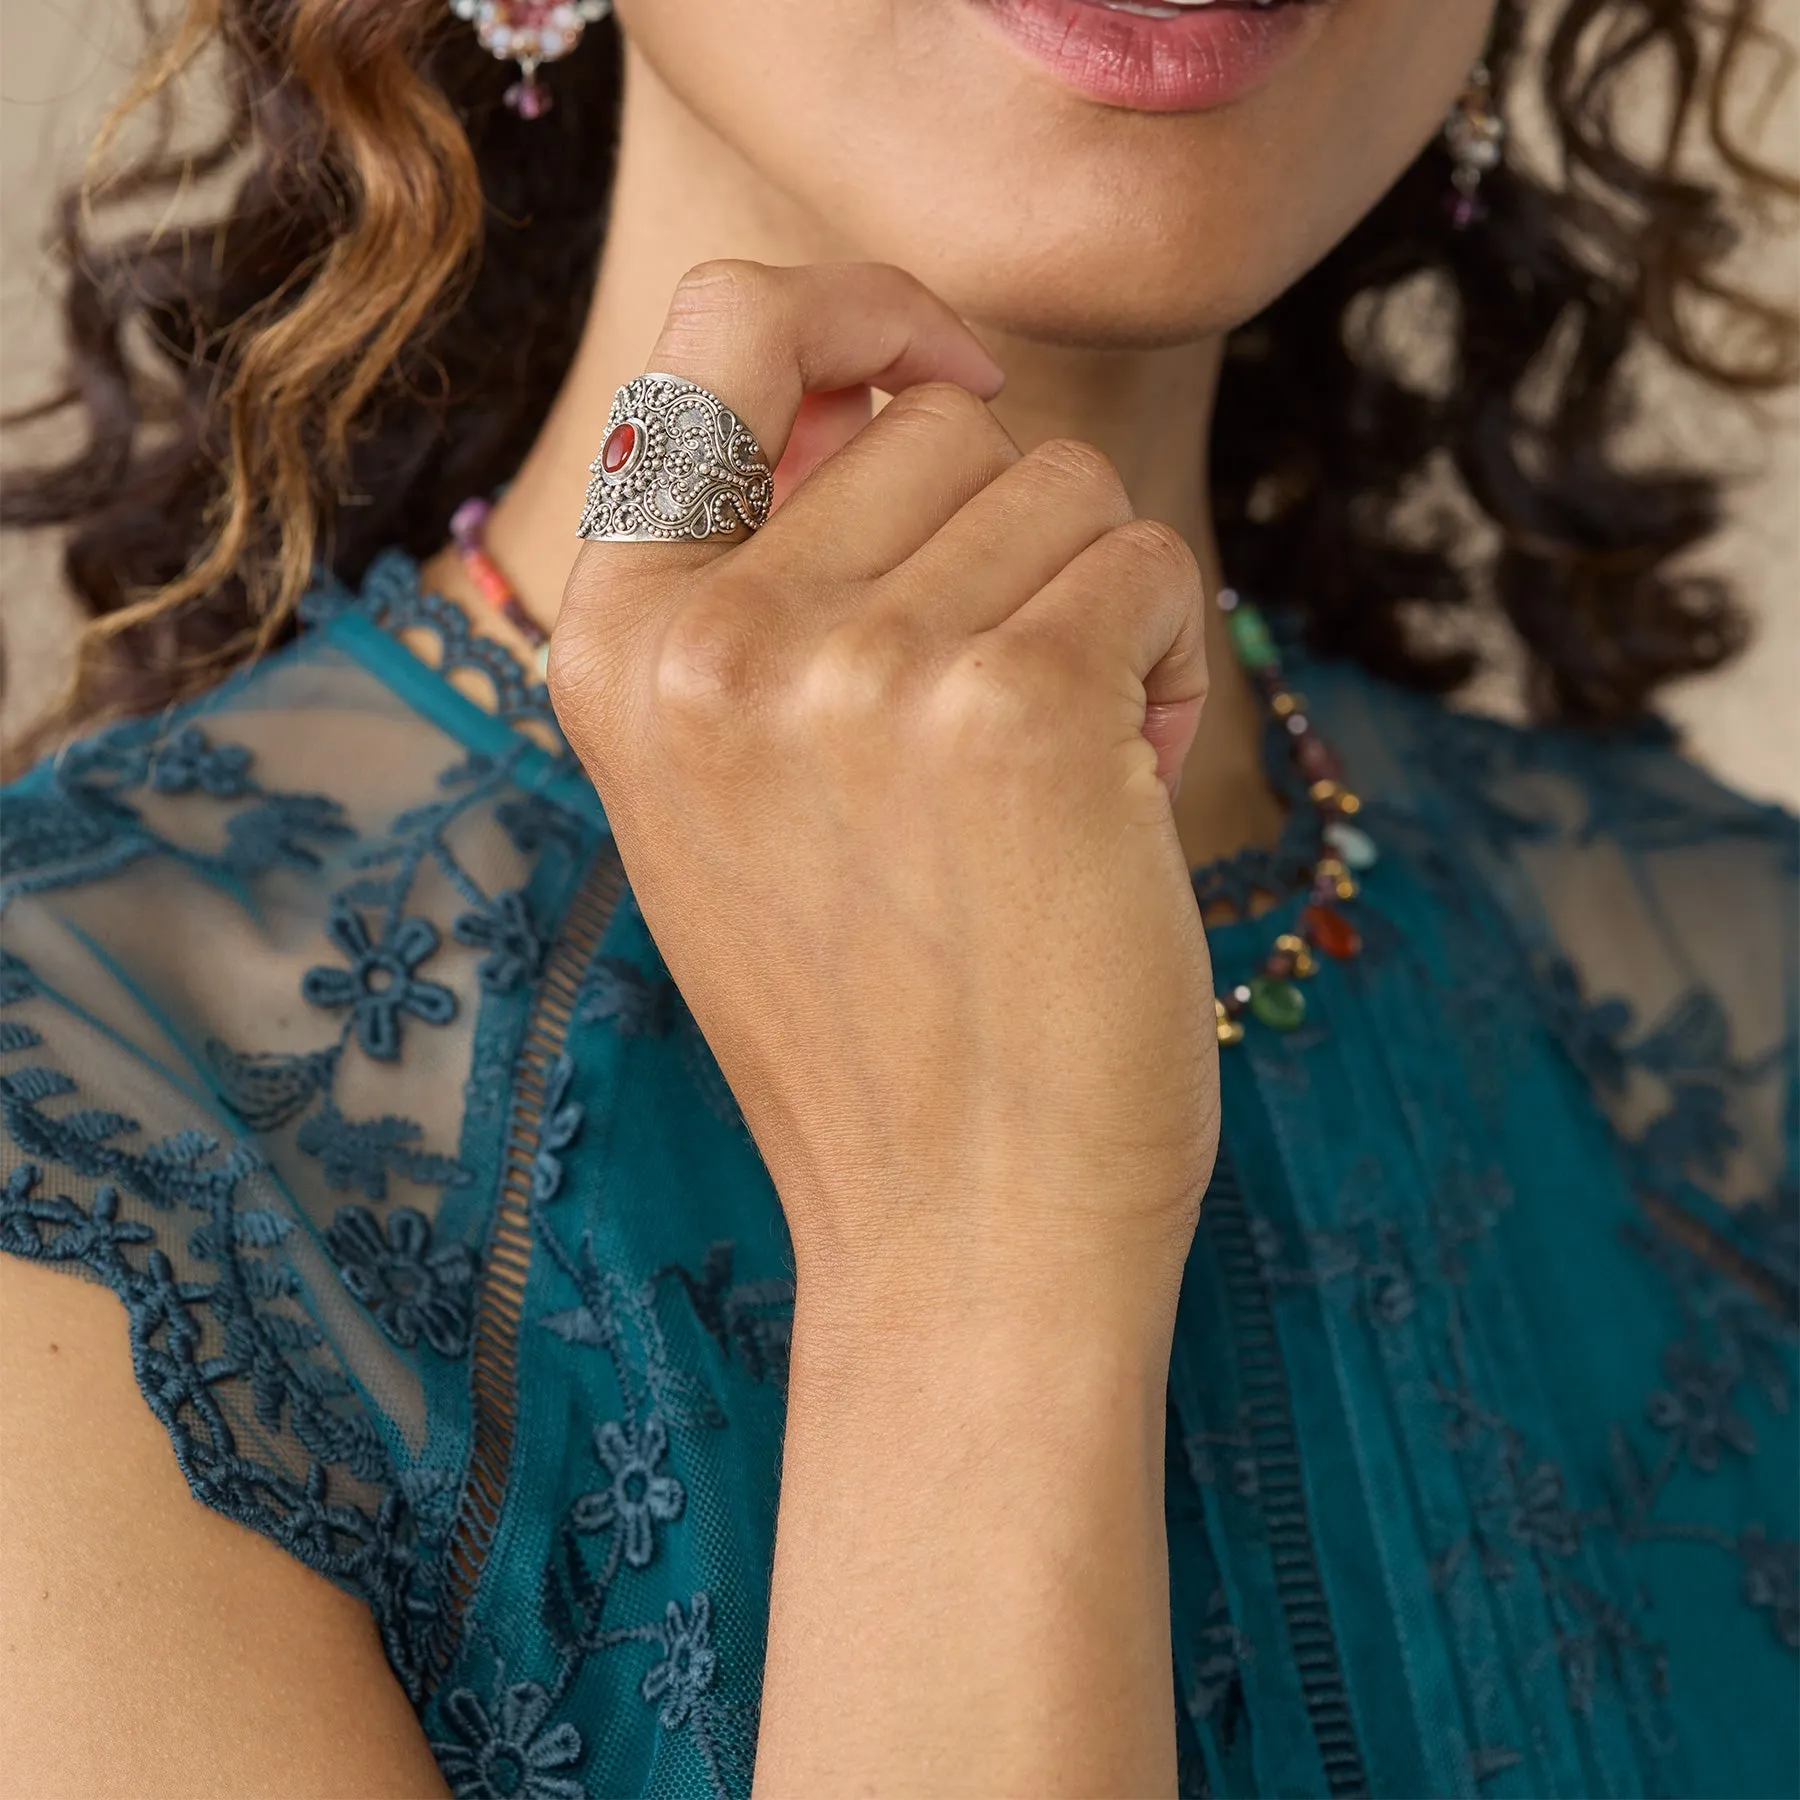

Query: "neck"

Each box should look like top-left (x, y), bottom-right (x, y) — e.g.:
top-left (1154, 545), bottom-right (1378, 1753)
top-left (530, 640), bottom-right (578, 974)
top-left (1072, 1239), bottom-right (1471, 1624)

top-left (439, 41), bottom-right (1279, 867)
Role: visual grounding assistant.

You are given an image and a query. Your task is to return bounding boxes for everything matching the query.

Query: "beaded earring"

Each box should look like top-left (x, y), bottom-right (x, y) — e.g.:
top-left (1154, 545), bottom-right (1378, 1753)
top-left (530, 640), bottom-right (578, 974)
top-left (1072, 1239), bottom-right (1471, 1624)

top-left (449, 0), bottom-right (613, 118)
top-left (1444, 58), bottom-right (1506, 231)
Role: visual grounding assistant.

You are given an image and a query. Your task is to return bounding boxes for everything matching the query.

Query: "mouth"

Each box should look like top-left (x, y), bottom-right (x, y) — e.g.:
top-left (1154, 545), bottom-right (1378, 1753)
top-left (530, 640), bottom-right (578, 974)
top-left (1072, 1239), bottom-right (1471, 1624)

top-left (969, 0), bottom-right (1333, 115)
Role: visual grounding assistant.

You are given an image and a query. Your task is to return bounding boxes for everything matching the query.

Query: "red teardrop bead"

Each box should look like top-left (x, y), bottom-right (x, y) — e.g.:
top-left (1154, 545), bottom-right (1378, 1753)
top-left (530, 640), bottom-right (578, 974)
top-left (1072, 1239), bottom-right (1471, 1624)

top-left (601, 421), bottom-right (639, 475)
top-left (1302, 903), bottom-right (1361, 960)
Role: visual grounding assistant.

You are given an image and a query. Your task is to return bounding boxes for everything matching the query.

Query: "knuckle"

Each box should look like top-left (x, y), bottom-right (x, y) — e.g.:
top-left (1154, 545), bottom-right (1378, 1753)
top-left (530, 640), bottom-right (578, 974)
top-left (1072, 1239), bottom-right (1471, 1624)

top-left (663, 260), bottom-right (780, 340)
top-left (887, 379), bottom-right (995, 436)
top-left (1110, 517), bottom-right (1201, 586)
top-left (793, 615), bottom-right (914, 730)
top-left (544, 623), bottom-right (609, 756)
top-left (927, 641), bottom-right (1052, 756)
top-left (1031, 437), bottom-right (1127, 506)
top-left (650, 592), bottom-right (760, 715)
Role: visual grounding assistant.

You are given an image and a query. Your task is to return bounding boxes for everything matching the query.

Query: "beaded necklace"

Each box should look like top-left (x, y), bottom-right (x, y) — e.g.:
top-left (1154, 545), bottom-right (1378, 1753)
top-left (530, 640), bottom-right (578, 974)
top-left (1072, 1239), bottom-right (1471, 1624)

top-left (446, 499), bottom-right (1374, 1048)
top-left (1208, 588), bottom-right (1375, 1047)
top-left (449, 498), bottom-right (553, 675)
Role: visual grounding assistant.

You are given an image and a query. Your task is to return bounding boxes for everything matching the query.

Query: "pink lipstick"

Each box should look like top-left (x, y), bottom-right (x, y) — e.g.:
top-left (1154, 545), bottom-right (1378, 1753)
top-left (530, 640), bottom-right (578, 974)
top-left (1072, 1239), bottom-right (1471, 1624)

top-left (972, 0), bottom-right (1329, 114)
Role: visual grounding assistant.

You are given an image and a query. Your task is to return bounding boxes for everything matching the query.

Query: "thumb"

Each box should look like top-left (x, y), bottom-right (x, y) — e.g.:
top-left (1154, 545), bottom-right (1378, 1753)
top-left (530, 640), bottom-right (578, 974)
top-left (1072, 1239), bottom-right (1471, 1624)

top-left (1142, 695), bottom-right (1205, 800)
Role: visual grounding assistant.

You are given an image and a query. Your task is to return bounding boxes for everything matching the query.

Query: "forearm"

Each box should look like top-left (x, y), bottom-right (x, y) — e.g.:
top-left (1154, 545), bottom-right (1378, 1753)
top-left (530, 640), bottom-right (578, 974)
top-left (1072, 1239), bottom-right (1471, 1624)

top-left (753, 1254), bottom-right (1181, 1798)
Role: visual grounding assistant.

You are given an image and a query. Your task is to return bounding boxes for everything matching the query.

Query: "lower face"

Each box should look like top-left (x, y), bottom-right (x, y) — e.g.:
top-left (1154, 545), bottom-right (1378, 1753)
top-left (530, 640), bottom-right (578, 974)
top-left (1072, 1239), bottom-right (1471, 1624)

top-left (616, 0), bottom-right (1496, 348)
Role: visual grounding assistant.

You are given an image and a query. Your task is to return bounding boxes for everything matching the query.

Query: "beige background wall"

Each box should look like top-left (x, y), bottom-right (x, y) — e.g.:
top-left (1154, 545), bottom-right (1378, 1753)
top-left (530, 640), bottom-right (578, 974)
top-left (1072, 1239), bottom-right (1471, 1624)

top-left (2, 0), bottom-right (1796, 802)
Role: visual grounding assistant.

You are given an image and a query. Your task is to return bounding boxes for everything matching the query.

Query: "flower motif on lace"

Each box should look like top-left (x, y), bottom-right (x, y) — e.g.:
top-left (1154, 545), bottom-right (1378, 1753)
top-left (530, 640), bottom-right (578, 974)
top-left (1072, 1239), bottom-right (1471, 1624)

top-left (431, 1678), bottom-right (584, 1800)
top-left (1739, 1527), bottom-right (1800, 1651)
top-left (296, 1100), bottom-right (469, 1200)
top-left (1640, 1082), bottom-right (1741, 1186)
top-left (453, 889), bottom-right (543, 995)
top-left (1541, 956), bottom-right (1633, 1094)
top-left (0, 952), bottom-right (33, 1006)
top-left (325, 1205), bottom-right (474, 1356)
top-left (496, 792), bottom-right (582, 856)
top-left (530, 1054), bottom-right (584, 1203)
top-left (1506, 1461), bottom-right (1583, 1558)
top-left (576, 957), bottom-right (677, 1037)
top-left (221, 794), bottom-right (351, 875)
top-left (571, 1415), bottom-right (685, 1567)
top-left (1645, 1345), bottom-right (1755, 1473)
top-left (640, 1592), bottom-right (718, 1730)
top-left (302, 904), bottom-right (457, 1061)
top-left (149, 725), bottom-right (253, 798)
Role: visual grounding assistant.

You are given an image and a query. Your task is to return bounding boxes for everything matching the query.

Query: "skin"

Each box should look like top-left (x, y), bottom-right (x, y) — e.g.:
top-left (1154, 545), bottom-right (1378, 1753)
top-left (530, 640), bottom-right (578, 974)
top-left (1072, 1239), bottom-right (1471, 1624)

top-left (3, 0), bottom-right (1492, 1793)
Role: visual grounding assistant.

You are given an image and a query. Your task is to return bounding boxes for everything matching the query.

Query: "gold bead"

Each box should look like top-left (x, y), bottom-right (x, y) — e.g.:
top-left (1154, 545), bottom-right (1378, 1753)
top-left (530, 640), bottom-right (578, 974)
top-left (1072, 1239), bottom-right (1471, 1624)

top-left (1316, 856), bottom-right (1348, 884)
top-left (1275, 933), bottom-right (1318, 978)
top-left (1309, 778), bottom-right (1342, 806)
top-left (1215, 998), bottom-right (1245, 1047)
top-left (1334, 876), bottom-right (1358, 901)
top-left (1337, 791), bottom-right (1363, 816)
top-left (1271, 691), bottom-right (1306, 718)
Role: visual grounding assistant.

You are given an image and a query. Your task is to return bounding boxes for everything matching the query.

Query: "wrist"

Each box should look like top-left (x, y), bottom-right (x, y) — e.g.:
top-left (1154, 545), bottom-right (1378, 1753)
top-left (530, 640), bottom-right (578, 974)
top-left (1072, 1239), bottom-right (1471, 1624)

top-left (786, 1235), bottom-right (1181, 1423)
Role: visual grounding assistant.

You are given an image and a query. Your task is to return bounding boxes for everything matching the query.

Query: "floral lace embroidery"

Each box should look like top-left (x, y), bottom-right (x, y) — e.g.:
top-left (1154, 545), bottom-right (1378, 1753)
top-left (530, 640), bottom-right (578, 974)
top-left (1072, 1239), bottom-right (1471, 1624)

top-left (570, 1416), bottom-right (687, 1566)
top-left (530, 1054), bottom-right (586, 1205)
top-left (430, 1676), bottom-right (586, 1800)
top-left (455, 889), bottom-right (545, 994)
top-left (0, 720), bottom-right (351, 908)
top-left (508, 1032), bottom-right (790, 1796)
top-left (302, 550), bottom-right (566, 744)
top-left (0, 1049), bottom-right (442, 1699)
top-left (325, 1205), bottom-right (477, 1357)
top-left (303, 906), bottom-right (459, 1061)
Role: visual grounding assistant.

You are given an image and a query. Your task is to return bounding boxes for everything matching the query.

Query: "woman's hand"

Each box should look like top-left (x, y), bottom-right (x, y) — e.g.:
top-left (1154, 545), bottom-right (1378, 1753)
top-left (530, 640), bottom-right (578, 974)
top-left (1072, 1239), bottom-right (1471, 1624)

top-left (550, 261), bottom-right (1219, 1314)
top-left (550, 261), bottom-right (1217, 1797)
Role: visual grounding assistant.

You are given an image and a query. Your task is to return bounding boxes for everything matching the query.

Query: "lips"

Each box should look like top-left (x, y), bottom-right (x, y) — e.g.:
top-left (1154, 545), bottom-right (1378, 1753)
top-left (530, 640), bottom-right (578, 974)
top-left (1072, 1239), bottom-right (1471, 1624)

top-left (971, 0), bottom-right (1328, 114)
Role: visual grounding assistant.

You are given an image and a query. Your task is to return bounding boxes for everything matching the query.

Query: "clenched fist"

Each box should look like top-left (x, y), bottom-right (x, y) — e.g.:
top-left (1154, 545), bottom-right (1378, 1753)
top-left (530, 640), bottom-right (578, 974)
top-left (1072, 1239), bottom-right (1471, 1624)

top-left (548, 260), bottom-right (1218, 1322)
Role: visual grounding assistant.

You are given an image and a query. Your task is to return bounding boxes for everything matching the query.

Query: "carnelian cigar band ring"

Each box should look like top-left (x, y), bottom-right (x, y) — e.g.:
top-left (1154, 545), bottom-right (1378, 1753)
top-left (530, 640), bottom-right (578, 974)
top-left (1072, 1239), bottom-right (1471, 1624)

top-left (577, 372), bottom-right (774, 543)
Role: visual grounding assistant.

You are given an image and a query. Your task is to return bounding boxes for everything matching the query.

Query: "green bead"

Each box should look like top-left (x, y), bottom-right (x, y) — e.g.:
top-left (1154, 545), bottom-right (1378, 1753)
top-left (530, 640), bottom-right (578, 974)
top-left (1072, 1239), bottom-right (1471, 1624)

top-left (1249, 974), bottom-right (1307, 1032)
top-left (1227, 603), bottom-right (1280, 672)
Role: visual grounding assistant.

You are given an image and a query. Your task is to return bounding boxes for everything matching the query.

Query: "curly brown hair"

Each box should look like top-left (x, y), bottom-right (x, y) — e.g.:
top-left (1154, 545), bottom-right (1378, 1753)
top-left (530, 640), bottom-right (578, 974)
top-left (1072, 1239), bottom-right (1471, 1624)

top-left (3, 0), bottom-right (1795, 754)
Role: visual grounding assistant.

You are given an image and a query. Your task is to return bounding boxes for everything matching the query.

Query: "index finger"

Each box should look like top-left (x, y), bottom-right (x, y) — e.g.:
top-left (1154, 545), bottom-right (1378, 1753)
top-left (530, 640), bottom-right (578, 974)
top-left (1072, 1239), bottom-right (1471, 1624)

top-left (563, 261), bottom-right (1006, 612)
top-left (644, 261), bottom-right (1006, 471)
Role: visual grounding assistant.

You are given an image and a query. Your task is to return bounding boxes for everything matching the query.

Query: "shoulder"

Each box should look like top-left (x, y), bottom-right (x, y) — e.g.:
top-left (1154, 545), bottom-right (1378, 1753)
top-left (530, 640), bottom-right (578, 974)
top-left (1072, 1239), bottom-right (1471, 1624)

top-left (0, 1251), bottom-right (446, 1796)
top-left (2, 550), bottom-right (577, 911)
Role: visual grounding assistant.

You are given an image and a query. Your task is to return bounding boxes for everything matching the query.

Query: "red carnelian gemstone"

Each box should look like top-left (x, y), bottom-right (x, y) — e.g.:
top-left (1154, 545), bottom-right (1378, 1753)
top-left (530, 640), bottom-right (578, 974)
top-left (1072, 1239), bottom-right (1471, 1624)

top-left (601, 422), bottom-right (638, 475)
top-left (1302, 903), bottom-right (1362, 960)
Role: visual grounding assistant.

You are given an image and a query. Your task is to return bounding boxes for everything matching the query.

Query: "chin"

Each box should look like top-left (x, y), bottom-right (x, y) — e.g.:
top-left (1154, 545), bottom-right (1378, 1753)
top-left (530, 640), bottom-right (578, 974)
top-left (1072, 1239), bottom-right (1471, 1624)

top-left (623, 0), bottom-right (1492, 348)
top-left (941, 254), bottom-right (1290, 354)
top-left (841, 174), bottom-right (1382, 354)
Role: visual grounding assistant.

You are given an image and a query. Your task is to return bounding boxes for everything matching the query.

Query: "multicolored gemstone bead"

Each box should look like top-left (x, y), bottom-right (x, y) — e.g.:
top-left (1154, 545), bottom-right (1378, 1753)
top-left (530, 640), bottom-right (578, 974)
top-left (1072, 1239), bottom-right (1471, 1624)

top-left (1249, 974), bottom-right (1307, 1032)
top-left (1323, 820), bottom-right (1378, 870)
top-left (1225, 601), bottom-right (1280, 672)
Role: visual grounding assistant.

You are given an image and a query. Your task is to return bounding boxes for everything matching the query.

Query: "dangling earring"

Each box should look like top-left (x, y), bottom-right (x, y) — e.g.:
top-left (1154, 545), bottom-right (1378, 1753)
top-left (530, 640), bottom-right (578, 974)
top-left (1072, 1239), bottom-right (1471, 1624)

top-left (1444, 59), bottom-right (1505, 231)
top-left (450, 0), bottom-right (613, 119)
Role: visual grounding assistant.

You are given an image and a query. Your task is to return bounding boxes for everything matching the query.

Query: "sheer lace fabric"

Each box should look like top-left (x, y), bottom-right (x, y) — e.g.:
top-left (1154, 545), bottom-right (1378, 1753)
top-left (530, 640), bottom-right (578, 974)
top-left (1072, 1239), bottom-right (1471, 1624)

top-left (1, 551), bottom-right (1793, 1799)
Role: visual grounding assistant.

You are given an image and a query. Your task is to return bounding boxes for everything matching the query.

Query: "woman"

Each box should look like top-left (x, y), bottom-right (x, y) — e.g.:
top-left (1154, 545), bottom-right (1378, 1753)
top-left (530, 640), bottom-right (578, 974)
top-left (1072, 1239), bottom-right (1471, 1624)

top-left (1, 0), bottom-right (1794, 1792)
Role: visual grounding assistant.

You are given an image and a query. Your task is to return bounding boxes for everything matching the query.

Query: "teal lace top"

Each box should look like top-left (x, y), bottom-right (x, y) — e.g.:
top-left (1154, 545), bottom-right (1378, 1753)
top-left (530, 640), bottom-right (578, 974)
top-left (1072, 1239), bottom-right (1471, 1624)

top-left (2, 551), bottom-right (1795, 1799)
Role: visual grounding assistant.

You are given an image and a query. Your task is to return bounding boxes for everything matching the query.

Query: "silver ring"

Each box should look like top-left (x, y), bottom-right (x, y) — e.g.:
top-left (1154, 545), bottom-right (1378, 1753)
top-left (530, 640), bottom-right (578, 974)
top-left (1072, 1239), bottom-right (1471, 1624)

top-left (577, 372), bottom-right (774, 543)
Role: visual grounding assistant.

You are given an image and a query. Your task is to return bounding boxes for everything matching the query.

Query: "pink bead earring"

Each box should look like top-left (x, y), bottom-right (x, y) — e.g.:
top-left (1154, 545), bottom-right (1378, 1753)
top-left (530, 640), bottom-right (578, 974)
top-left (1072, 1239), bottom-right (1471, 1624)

top-left (449, 0), bottom-right (613, 118)
top-left (1444, 59), bottom-right (1506, 231)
